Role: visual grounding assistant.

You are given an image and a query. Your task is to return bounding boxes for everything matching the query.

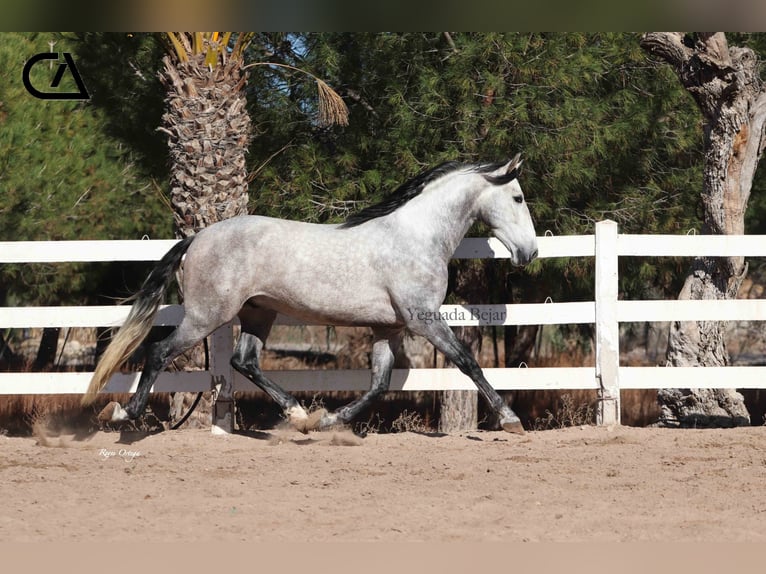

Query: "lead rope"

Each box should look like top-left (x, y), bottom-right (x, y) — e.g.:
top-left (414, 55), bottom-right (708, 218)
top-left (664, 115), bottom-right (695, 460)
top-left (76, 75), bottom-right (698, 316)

top-left (166, 245), bottom-right (206, 431)
top-left (169, 337), bottom-right (208, 430)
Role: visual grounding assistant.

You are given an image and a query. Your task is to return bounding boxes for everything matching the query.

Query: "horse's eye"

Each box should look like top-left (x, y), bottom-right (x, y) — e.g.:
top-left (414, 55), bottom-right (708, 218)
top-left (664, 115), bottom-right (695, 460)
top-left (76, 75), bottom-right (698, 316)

top-left (513, 195), bottom-right (524, 204)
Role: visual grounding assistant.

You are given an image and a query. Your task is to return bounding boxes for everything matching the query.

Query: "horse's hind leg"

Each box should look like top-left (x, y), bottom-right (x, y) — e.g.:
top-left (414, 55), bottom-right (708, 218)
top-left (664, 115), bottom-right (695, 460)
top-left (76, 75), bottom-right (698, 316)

top-left (98, 317), bottom-right (213, 423)
top-left (318, 328), bottom-right (403, 430)
top-left (230, 315), bottom-right (311, 430)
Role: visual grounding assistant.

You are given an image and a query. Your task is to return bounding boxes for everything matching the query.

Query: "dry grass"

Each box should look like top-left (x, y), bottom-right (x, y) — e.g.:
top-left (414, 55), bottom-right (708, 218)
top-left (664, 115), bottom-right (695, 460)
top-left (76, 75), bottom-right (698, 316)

top-left (390, 410), bottom-right (432, 434)
top-left (2, 395), bottom-right (87, 436)
top-left (355, 412), bottom-right (386, 435)
top-left (0, 393), bottom-right (169, 436)
top-left (531, 393), bottom-right (596, 430)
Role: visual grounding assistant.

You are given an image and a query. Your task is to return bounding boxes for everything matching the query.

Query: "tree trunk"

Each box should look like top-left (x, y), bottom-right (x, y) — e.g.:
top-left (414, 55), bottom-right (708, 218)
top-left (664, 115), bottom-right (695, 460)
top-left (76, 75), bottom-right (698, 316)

top-left (33, 327), bottom-right (60, 371)
top-left (158, 49), bottom-right (252, 426)
top-left (641, 32), bottom-right (766, 427)
top-left (0, 331), bottom-right (19, 367)
top-left (159, 53), bottom-right (251, 237)
top-left (504, 324), bottom-right (538, 368)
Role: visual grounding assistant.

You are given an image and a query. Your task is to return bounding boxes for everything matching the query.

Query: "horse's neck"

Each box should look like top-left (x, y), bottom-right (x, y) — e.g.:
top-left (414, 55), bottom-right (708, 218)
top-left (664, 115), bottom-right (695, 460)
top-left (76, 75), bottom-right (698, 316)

top-left (392, 174), bottom-right (480, 259)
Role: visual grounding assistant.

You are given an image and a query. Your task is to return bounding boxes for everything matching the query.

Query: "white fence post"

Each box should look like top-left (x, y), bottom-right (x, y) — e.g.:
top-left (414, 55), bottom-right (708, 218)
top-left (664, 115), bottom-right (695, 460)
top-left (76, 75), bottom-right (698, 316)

top-left (210, 322), bottom-right (235, 435)
top-left (595, 220), bottom-right (621, 425)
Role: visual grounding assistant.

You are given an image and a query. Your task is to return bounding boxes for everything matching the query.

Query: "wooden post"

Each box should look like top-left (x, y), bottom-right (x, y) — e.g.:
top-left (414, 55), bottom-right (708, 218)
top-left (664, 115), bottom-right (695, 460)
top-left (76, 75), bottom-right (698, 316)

top-left (595, 220), bottom-right (620, 425)
top-left (439, 389), bottom-right (479, 433)
top-left (210, 322), bottom-right (235, 435)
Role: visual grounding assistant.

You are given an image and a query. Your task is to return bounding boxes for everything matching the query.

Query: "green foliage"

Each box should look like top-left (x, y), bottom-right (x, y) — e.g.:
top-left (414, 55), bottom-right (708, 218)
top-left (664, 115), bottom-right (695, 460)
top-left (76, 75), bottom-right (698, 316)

top-left (5, 31), bottom-right (766, 319)
top-left (0, 33), bottom-right (171, 305)
top-left (247, 33), bottom-right (705, 304)
top-left (68, 32), bottom-right (169, 180)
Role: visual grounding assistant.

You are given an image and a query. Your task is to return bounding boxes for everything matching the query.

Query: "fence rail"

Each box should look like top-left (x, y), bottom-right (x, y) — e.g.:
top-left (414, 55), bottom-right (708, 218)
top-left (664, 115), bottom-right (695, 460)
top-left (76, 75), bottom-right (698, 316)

top-left (2, 220), bottom-right (766, 431)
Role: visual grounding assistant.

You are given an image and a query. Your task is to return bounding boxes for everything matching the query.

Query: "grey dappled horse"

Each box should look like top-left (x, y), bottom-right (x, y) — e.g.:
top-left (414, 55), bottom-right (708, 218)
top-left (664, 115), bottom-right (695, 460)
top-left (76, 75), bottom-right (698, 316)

top-left (82, 155), bottom-right (538, 433)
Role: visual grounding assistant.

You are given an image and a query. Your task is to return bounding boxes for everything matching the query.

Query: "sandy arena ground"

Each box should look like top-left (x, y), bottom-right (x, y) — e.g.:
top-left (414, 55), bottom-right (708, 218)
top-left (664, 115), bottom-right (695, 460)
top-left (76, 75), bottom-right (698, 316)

top-left (1, 424), bottom-right (765, 542)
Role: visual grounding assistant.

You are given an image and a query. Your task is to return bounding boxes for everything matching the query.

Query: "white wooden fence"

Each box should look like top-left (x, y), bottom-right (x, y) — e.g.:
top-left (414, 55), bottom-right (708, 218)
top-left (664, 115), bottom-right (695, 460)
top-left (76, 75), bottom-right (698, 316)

top-left (2, 219), bottom-right (766, 432)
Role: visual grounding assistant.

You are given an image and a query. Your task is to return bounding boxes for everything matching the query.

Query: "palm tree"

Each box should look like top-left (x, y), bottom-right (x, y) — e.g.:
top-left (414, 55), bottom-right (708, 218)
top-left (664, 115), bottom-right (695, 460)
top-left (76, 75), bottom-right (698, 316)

top-left (157, 33), bottom-right (348, 427)
top-left (159, 32), bottom-right (348, 238)
top-left (158, 32), bottom-right (252, 237)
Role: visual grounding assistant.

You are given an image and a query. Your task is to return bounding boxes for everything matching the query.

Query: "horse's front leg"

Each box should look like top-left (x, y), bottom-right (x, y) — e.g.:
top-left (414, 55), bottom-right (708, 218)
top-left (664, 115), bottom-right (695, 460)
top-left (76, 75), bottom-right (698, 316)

top-left (411, 318), bottom-right (525, 434)
top-left (318, 328), bottom-right (403, 430)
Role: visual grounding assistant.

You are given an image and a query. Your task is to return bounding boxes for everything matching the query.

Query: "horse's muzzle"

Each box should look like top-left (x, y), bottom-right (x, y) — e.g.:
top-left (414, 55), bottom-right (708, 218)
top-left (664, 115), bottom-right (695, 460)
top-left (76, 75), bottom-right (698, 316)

top-left (514, 247), bottom-right (538, 267)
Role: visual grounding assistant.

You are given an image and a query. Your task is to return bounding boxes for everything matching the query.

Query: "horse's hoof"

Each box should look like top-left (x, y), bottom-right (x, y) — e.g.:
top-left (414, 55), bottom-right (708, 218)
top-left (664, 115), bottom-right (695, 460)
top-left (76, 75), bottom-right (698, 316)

top-left (285, 405), bottom-right (310, 433)
top-left (304, 408), bottom-right (329, 432)
top-left (501, 420), bottom-right (526, 435)
top-left (316, 411), bottom-right (342, 431)
top-left (98, 401), bottom-right (128, 423)
top-left (285, 407), bottom-right (338, 433)
top-left (287, 408), bottom-right (330, 434)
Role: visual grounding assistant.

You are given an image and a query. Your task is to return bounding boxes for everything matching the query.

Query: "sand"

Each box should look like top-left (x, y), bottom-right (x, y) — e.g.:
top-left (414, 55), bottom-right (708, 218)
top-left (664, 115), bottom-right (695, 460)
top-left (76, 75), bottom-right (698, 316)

top-left (1, 424), bottom-right (765, 542)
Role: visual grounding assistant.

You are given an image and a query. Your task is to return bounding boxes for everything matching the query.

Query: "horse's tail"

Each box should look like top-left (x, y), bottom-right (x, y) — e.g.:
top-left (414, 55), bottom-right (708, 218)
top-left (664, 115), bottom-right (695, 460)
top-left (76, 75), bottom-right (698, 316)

top-left (82, 236), bottom-right (195, 407)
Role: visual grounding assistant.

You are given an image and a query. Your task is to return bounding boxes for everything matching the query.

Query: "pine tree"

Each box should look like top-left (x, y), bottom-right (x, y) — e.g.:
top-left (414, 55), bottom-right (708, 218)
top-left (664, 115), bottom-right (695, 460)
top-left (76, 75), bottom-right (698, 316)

top-left (0, 32), bottom-right (171, 307)
top-left (250, 32), bottom-right (704, 339)
top-left (0, 33), bottom-right (171, 368)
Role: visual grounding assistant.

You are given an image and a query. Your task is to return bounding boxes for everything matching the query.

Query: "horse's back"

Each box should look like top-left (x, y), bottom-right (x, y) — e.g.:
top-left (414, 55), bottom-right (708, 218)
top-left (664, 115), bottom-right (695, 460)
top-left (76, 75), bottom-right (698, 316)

top-left (181, 215), bottom-right (401, 327)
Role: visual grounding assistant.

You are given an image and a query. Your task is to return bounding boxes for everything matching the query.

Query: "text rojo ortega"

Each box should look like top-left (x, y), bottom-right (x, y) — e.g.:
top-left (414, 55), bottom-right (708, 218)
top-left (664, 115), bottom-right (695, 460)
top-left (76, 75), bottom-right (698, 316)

top-left (98, 448), bottom-right (141, 462)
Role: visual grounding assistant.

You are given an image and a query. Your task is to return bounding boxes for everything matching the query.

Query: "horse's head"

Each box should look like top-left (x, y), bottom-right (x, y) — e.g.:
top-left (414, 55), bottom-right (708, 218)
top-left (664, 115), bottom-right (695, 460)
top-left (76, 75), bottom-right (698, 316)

top-left (475, 154), bottom-right (538, 267)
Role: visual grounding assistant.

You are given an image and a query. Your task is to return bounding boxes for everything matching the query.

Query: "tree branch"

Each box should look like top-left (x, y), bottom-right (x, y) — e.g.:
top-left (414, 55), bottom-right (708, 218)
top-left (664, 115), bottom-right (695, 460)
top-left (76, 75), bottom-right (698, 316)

top-left (443, 32), bottom-right (458, 53)
top-left (641, 32), bottom-right (740, 120)
top-left (697, 32), bottom-right (732, 68)
top-left (640, 32), bottom-right (689, 69)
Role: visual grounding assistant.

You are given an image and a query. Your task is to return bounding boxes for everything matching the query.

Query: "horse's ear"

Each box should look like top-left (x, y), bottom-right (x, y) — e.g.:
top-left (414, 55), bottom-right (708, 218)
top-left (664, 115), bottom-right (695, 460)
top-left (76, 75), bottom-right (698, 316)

top-left (486, 154), bottom-right (520, 177)
top-left (506, 153), bottom-right (523, 179)
top-left (486, 153), bottom-right (523, 184)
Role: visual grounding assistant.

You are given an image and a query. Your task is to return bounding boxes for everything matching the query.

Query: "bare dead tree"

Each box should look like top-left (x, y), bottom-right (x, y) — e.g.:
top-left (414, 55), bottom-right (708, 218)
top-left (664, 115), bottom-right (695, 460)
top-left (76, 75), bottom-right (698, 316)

top-left (641, 32), bottom-right (766, 427)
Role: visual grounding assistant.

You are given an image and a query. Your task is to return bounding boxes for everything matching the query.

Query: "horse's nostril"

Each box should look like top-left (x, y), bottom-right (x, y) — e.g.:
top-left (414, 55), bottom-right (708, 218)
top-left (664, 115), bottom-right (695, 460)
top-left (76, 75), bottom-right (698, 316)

top-left (530, 248), bottom-right (539, 261)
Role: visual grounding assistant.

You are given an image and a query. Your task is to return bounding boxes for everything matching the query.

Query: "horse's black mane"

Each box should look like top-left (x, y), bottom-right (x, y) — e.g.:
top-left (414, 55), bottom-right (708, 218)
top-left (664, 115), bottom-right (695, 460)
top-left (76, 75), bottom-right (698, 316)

top-left (340, 159), bottom-right (517, 229)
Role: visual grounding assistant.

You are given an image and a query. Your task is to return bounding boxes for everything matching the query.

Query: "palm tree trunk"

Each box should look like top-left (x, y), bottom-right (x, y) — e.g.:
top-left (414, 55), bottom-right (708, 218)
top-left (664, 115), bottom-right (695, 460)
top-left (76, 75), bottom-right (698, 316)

top-left (157, 49), bottom-right (252, 426)
top-left (152, 33), bottom-right (346, 429)
top-left (159, 52), bottom-right (251, 237)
